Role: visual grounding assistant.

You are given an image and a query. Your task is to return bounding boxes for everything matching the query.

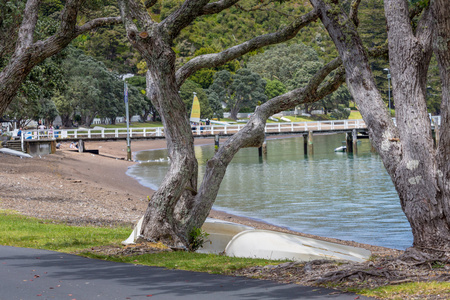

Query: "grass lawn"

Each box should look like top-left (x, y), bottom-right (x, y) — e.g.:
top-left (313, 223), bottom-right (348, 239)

top-left (90, 122), bottom-right (163, 128)
top-left (2, 210), bottom-right (447, 298)
top-left (0, 210), bottom-right (285, 274)
top-left (349, 111), bottom-right (363, 119)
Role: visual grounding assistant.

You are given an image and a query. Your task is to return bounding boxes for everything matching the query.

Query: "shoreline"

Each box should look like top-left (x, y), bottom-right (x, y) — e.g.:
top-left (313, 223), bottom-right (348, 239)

top-left (0, 138), bottom-right (402, 257)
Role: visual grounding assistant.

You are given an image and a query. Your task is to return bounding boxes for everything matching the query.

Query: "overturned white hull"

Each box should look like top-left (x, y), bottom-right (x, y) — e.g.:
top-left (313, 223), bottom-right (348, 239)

top-left (123, 217), bottom-right (371, 263)
top-left (197, 218), bottom-right (254, 254)
top-left (225, 230), bottom-right (371, 263)
top-left (0, 148), bottom-right (31, 158)
top-left (122, 217), bottom-right (253, 251)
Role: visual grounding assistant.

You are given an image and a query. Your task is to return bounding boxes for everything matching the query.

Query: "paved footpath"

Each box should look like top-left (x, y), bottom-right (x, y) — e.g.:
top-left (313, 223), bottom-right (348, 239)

top-left (0, 246), bottom-right (374, 300)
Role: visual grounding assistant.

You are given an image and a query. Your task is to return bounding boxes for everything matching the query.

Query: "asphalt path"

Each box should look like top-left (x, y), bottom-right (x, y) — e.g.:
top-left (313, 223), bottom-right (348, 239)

top-left (0, 245), bottom-right (374, 300)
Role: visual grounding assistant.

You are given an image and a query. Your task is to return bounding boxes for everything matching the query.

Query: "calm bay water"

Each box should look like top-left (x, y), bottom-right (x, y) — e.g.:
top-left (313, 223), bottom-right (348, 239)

top-left (127, 134), bottom-right (413, 249)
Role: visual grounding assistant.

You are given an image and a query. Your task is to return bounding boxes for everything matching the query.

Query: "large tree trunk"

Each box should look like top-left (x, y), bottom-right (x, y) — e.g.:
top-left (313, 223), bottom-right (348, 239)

top-left (310, 0), bottom-right (450, 254)
top-left (138, 36), bottom-right (199, 248)
top-left (433, 0), bottom-right (450, 251)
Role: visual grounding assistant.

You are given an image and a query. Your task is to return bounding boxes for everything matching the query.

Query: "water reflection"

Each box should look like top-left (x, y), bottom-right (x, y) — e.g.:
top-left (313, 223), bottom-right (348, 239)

top-left (128, 134), bottom-right (413, 249)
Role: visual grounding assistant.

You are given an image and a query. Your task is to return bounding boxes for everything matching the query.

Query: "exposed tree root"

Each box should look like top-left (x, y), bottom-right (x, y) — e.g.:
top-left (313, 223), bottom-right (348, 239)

top-left (234, 251), bottom-right (450, 292)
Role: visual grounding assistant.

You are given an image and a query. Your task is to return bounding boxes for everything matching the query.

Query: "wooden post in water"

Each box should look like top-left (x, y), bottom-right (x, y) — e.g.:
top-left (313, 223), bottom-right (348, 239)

top-left (346, 132), bottom-right (353, 153)
top-left (303, 133), bottom-right (308, 155)
top-left (352, 129), bottom-right (358, 154)
top-left (308, 131), bottom-right (314, 155)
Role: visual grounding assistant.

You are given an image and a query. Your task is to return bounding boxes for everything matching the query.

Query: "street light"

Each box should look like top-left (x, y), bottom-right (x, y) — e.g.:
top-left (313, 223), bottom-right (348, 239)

top-left (383, 68), bottom-right (391, 116)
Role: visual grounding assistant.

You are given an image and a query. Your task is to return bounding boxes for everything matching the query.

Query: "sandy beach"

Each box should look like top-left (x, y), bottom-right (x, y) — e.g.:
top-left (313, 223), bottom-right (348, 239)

top-left (0, 137), bottom-right (400, 257)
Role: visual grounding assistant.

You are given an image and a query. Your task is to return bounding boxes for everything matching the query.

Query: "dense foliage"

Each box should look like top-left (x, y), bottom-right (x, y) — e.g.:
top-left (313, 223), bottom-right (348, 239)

top-left (207, 69), bottom-right (267, 120)
top-left (2, 0), bottom-right (443, 124)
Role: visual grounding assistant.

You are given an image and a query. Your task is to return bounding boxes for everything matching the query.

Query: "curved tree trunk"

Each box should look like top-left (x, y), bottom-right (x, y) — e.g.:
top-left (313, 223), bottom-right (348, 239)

top-left (137, 38), bottom-right (198, 248)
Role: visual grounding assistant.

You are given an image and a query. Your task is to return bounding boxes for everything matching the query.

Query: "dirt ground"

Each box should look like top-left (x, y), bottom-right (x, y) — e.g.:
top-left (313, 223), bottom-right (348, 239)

top-left (1, 138), bottom-right (449, 298)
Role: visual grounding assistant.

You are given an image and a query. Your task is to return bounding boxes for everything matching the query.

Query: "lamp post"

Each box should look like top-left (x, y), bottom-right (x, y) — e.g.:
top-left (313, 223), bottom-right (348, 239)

top-left (124, 82), bottom-right (131, 161)
top-left (383, 68), bottom-right (391, 116)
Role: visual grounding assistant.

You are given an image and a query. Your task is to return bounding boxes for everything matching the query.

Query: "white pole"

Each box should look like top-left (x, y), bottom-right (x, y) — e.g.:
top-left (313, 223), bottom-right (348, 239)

top-left (124, 82), bottom-right (131, 161)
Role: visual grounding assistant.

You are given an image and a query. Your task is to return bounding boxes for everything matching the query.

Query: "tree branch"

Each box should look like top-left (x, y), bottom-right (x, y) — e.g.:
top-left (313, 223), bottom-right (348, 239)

top-left (14, 0), bottom-right (41, 58)
top-left (188, 56), bottom-right (344, 228)
top-left (261, 57), bottom-right (343, 117)
top-left (235, 3), bottom-right (299, 18)
top-left (349, 0), bottom-right (361, 27)
top-left (160, 0), bottom-right (211, 41)
top-left (76, 16), bottom-right (122, 35)
top-left (175, 9), bottom-right (318, 86)
top-left (200, 0), bottom-right (241, 15)
top-left (58, 0), bottom-right (84, 37)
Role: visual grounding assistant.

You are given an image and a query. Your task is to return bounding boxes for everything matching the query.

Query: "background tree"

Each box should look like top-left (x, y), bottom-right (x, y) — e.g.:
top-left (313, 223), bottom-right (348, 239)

top-left (247, 43), bottom-right (351, 115)
top-left (73, 3), bottom-right (141, 74)
top-left (208, 69), bottom-right (267, 120)
top-left (126, 75), bottom-right (158, 122)
top-left (264, 79), bottom-right (287, 100)
top-left (207, 91), bottom-right (224, 120)
top-left (0, 0), bottom-right (122, 116)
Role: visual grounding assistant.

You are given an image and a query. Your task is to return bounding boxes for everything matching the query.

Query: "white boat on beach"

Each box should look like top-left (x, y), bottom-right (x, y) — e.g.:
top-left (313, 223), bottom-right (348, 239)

top-left (197, 218), bottom-right (254, 254)
top-left (123, 217), bottom-right (371, 263)
top-left (0, 148), bottom-right (32, 158)
top-left (225, 229), bottom-right (371, 263)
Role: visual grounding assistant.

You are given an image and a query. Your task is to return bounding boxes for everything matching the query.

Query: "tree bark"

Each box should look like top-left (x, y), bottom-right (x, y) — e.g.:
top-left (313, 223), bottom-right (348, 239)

top-left (310, 0), bottom-right (450, 254)
top-left (433, 0), bottom-right (450, 250)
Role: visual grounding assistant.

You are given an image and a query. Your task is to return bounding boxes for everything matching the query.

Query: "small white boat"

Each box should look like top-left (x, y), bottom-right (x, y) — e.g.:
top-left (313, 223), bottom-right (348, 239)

top-left (334, 145), bottom-right (347, 152)
top-left (123, 218), bottom-right (371, 263)
top-left (225, 230), bottom-right (371, 263)
top-left (197, 218), bottom-right (254, 254)
top-left (122, 217), bottom-right (253, 253)
top-left (0, 148), bottom-right (32, 158)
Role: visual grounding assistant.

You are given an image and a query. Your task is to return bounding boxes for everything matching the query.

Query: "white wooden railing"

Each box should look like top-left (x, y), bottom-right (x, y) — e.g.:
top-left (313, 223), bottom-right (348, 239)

top-left (19, 119), bottom-right (370, 141)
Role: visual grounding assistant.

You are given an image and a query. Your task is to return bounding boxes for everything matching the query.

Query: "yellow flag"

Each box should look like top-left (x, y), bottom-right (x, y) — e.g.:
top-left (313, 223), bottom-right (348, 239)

top-left (190, 94), bottom-right (201, 122)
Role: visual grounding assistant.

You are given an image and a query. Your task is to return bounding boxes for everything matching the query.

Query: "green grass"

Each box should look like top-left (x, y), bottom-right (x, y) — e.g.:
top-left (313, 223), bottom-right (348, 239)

top-left (3, 210), bottom-right (449, 298)
top-left (0, 210), bottom-right (131, 253)
top-left (353, 282), bottom-right (450, 299)
top-left (0, 210), bottom-right (287, 275)
top-left (90, 122), bottom-right (163, 128)
top-left (283, 115), bottom-right (325, 122)
top-left (348, 111), bottom-right (362, 119)
top-left (81, 251), bottom-right (280, 275)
